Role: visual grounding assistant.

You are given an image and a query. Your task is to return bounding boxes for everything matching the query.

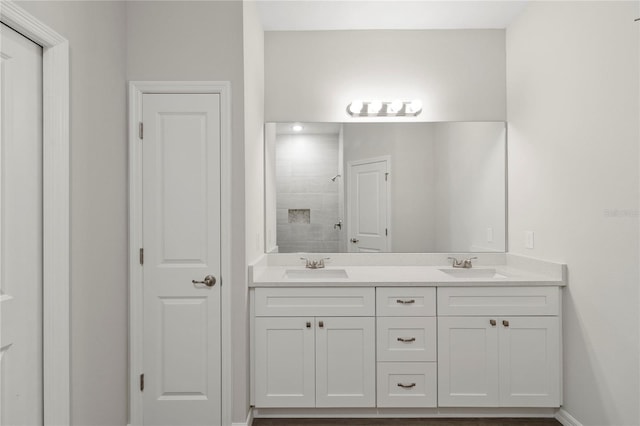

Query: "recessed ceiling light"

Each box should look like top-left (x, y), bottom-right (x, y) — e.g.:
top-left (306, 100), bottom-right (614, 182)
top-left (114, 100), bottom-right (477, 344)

top-left (292, 124), bottom-right (303, 132)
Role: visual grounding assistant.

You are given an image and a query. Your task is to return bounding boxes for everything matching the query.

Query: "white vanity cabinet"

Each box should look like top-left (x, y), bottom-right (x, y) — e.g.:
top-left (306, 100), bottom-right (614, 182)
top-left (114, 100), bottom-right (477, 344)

top-left (437, 287), bottom-right (561, 408)
top-left (376, 287), bottom-right (437, 408)
top-left (253, 287), bottom-right (376, 408)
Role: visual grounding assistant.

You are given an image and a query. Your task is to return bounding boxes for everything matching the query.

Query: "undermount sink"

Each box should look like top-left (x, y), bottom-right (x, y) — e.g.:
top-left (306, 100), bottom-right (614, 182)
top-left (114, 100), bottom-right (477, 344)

top-left (284, 268), bottom-right (349, 279)
top-left (438, 268), bottom-right (507, 280)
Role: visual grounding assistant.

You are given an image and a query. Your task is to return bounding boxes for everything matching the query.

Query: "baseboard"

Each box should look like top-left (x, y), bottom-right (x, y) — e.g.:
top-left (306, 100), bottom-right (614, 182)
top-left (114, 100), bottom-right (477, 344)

top-left (555, 408), bottom-right (583, 426)
top-left (231, 407), bottom-right (254, 426)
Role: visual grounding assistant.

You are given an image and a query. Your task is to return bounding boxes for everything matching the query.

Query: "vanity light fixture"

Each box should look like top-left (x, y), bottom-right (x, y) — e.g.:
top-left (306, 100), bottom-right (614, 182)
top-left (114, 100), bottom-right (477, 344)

top-left (347, 100), bottom-right (423, 117)
top-left (292, 123), bottom-right (304, 132)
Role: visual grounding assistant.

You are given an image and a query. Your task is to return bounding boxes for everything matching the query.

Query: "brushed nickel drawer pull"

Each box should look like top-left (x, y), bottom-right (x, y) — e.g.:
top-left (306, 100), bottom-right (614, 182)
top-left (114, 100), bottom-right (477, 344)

top-left (503, 320), bottom-right (510, 327)
top-left (306, 321), bottom-right (311, 328)
top-left (490, 319), bottom-right (497, 326)
top-left (397, 337), bottom-right (416, 343)
top-left (397, 383), bottom-right (416, 389)
top-left (396, 299), bottom-right (415, 304)
top-left (319, 320), bottom-right (324, 328)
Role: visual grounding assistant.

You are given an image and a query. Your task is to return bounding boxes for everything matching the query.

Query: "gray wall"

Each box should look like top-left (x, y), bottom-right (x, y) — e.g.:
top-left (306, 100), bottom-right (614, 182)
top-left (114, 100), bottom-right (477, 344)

top-left (433, 122), bottom-right (506, 252)
top-left (343, 123), bottom-right (437, 252)
top-left (15, 2), bottom-right (128, 424)
top-left (16, 1), bottom-right (250, 424)
top-left (265, 30), bottom-right (506, 122)
top-left (126, 1), bottom-right (248, 423)
top-left (507, 2), bottom-right (639, 425)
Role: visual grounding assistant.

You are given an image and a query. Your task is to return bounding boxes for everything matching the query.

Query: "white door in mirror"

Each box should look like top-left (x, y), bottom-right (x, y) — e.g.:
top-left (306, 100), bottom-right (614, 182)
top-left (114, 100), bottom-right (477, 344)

top-left (347, 158), bottom-right (390, 252)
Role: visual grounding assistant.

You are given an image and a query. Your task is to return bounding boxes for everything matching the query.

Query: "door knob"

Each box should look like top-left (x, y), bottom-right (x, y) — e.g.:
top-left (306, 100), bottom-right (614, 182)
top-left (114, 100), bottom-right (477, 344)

top-left (192, 275), bottom-right (216, 287)
top-left (350, 238), bottom-right (359, 243)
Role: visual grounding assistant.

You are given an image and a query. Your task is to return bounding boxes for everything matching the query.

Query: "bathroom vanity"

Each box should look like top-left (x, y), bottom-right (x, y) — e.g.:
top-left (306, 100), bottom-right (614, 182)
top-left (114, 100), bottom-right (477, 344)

top-left (249, 254), bottom-right (565, 418)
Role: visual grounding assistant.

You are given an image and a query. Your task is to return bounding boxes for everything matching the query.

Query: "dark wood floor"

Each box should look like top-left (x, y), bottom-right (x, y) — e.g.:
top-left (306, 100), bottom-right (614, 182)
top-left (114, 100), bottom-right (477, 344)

top-left (253, 418), bottom-right (562, 426)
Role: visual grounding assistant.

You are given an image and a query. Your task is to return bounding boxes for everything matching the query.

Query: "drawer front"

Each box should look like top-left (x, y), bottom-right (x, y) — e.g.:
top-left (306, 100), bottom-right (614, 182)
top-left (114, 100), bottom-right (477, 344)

top-left (376, 287), bottom-right (436, 317)
top-left (377, 317), bottom-right (436, 362)
top-left (254, 287), bottom-right (375, 316)
top-left (437, 286), bottom-right (560, 316)
top-left (377, 362), bottom-right (437, 408)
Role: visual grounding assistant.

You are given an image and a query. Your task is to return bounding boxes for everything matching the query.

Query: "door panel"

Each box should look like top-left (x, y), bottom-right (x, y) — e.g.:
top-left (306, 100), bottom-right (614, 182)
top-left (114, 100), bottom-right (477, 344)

top-left (315, 317), bottom-right (375, 407)
top-left (438, 317), bottom-right (499, 407)
top-left (499, 317), bottom-right (560, 407)
top-left (0, 23), bottom-right (43, 426)
top-left (254, 317), bottom-right (315, 408)
top-left (347, 159), bottom-right (388, 252)
top-left (142, 93), bottom-right (221, 425)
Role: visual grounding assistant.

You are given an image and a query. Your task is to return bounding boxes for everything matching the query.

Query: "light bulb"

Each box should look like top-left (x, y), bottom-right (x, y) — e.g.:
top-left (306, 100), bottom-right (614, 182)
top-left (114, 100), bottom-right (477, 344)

top-left (388, 99), bottom-right (404, 114)
top-left (407, 99), bottom-right (423, 114)
top-left (348, 100), bottom-right (364, 115)
top-left (368, 100), bottom-right (383, 114)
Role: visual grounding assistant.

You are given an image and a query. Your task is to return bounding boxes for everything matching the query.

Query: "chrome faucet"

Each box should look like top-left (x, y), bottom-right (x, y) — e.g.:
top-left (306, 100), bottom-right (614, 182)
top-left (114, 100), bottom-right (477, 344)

top-left (447, 256), bottom-right (478, 269)
top-left (300, 257), bottom-right (331, 269)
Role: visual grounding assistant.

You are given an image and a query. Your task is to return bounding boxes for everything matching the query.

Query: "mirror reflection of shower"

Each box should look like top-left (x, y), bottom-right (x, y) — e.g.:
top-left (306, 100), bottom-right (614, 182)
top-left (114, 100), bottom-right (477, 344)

top-left (265, 122), bottom-right (345, 253)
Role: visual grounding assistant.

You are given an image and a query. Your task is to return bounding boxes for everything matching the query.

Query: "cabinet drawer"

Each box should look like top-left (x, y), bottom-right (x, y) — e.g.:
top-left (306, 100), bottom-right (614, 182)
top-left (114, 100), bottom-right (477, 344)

top-left (254, 287), bottom-right (375, 316)
top-left (437, 286), bottom-right (560, 316)
top-left (376, 287), bottom-right (436, 317)
top-left (377, 362), bottom-right (437, 408)
top-left (377, 317), bottom-right (436, 362)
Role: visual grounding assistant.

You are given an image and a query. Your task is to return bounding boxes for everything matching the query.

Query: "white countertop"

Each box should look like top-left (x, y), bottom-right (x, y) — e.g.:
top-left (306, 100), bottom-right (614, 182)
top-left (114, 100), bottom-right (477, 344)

top-left (249, 264), bottom-right (566, 287)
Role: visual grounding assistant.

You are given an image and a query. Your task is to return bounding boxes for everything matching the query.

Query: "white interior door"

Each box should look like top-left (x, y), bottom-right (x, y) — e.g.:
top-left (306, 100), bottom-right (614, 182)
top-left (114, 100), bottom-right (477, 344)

top-left (142, 93), bottom-right (221, 426)
top-left (0, 23), bottom-right (43, 426)
top-left (347, 158), bottom-right (389, 252)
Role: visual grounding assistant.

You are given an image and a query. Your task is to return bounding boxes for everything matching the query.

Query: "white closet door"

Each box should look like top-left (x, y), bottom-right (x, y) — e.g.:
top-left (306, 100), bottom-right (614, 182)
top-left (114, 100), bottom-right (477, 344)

top-left (142, 93), bottom-right (221, 426)
top-left (0, 23), bottom-right (43, 426)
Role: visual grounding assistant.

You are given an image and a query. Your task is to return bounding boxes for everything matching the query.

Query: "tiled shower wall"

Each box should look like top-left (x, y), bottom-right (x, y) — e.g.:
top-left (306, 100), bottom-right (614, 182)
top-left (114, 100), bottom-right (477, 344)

top-left (276, 133), bottom-right (340, 252)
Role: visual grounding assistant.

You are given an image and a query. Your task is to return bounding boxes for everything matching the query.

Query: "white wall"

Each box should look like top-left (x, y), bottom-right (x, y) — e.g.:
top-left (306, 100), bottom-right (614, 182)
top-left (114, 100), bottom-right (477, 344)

top-left (433, 122), bottom-right (506, 252)
top-left (265, 30), bottom-right (506, 122)
top-left (343, 123), bottom-right (436, 252)
top-left (14, 2), bottom-right (128, 424)
top-left (243, 2), bottom-right (264, 420)
top-left (507, 2), bottom-right (639, 425)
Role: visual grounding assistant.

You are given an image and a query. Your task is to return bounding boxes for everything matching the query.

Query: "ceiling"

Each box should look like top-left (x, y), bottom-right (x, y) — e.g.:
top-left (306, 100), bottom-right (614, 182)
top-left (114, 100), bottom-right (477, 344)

top-left (256, 1), bottom-right (529, 31)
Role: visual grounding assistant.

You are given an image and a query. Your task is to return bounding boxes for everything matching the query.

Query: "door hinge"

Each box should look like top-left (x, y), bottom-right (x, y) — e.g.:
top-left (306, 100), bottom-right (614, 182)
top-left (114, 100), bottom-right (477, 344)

top-left (139, 248), bottom-right (144, 265)
top-left (139, 122), bottom-right (143, 140)
top-left (140, 373), bottom-right (144, 392)
top-left (385, 172), bottom-right (389, 181)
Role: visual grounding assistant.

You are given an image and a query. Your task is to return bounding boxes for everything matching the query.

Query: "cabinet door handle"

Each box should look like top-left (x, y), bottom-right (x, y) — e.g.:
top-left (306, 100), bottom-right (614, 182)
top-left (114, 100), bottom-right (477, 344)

top-left (397, 383), bottom-right (416, 389)
top-left (318, 320), bottom-right (324, 328)
top-left (306, 321), bottom-right (311, 328)
top-left (503, 320), bottom-right (510, 327)
top-left (490, 319), bottom-right (497, 326)
top-left (396, 299), bottom-right (415, 304)
top-left (397, 337), bottom-right (416, 343)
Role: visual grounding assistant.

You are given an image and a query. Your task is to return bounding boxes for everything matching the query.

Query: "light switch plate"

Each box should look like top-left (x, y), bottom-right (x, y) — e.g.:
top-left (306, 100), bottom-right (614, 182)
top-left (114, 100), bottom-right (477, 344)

top-left (524, 231), bottom-right (535, 249)
top-left (487, 227), bottom-right (494, 243)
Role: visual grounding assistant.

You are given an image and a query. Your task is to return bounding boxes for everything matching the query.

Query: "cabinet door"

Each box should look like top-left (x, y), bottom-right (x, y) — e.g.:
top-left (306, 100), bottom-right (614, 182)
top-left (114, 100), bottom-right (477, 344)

top-left (254, 317), bottom-right (315, 407)
top-left (438, 317), bottom-right (499, 407)
top-left (315, 317), bottom-right (376, 407)
top-left (499, 317), bottom-right (560, 407)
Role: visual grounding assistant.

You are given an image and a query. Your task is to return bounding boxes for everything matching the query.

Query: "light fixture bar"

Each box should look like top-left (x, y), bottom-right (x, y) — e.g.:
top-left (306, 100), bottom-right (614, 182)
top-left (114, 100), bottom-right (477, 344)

top-left (347, 100), bottom-right (422, 117)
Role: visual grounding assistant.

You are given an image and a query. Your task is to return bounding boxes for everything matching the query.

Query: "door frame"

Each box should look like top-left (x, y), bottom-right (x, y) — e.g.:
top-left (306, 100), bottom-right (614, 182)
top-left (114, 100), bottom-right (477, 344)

top-left (346, 156), bottom-right (391, 252)
top-left (128, 81), bottom-right (232, 426)
top-left (0, 2), bottom-right (70, 425)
